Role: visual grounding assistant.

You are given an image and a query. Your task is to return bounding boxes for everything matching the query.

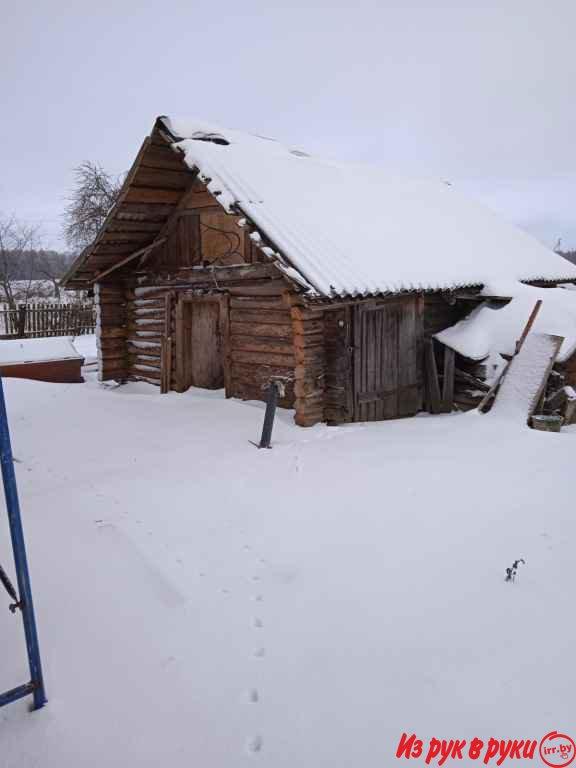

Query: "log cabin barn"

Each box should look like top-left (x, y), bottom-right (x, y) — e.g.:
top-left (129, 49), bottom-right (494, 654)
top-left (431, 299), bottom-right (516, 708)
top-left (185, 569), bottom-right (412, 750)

top-left (61, 117), bottom-right (576, 426)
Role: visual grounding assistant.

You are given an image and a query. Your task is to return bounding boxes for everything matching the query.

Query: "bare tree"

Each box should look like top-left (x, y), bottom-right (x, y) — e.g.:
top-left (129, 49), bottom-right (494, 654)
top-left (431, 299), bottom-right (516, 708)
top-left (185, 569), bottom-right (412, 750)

top-left (63, 162), bottom-right (124, 250)
top-left (0, 214), bottom-right (40, 310)
top-left (36, 250), bottom-right (72, 301)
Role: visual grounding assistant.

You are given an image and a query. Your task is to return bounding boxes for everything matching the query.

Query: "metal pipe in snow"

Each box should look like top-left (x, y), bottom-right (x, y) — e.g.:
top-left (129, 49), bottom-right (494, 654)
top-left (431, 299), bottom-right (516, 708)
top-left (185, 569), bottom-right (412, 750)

top-left (0, 377), bottom-right (47, 710)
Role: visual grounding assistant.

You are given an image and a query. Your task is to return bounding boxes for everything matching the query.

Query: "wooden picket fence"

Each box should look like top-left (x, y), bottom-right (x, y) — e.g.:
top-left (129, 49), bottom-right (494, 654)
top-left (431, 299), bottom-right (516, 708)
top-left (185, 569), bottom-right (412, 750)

top-left (0, 303), bottom-right (96, 339)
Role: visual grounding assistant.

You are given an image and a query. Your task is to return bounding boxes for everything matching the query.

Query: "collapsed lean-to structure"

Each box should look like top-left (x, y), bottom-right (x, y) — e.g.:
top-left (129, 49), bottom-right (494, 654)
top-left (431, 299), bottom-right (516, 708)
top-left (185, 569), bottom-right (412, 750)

top-left (62, 116), bottom-right (576, 425)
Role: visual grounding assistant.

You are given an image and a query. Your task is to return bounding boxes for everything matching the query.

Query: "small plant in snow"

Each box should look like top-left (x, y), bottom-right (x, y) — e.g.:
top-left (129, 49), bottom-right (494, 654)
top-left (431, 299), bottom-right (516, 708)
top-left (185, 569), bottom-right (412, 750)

top-left (505, 558), bottom-right (525, 583)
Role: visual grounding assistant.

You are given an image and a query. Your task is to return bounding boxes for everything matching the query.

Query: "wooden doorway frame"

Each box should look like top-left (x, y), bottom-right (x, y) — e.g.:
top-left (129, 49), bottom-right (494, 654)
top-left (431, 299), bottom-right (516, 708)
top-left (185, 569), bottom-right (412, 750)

top-left (174, 293), bottom-right (231, 395)
top-left (352, 296), bottom-right (423, 422)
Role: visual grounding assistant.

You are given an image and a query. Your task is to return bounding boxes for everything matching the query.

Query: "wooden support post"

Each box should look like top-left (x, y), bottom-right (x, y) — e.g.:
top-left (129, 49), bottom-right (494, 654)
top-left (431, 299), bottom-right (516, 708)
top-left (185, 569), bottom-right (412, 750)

top-left (441, 346), bottom-right (455, 413)
top-left (160, 292), bottom-right (173, 394)
top-left (424, 338), bottom-right (441, 414)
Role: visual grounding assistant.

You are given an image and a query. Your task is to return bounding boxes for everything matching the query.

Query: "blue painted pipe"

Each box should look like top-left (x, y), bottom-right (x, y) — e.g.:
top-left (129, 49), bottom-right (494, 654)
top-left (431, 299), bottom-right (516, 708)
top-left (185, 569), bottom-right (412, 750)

top-left (0, 377), bottom-right (46, 710)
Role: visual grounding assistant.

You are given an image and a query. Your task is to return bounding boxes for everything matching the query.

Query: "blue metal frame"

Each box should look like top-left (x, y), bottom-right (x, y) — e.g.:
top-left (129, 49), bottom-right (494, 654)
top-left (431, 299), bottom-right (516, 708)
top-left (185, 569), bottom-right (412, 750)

top-left (0, 377), bottom-right (46, 710)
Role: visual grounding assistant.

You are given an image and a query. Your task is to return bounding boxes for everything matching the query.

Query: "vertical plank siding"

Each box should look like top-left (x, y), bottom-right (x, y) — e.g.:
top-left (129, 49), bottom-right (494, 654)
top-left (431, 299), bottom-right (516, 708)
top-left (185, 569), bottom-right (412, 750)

top-left (352, 297), bottom-right (423, 422)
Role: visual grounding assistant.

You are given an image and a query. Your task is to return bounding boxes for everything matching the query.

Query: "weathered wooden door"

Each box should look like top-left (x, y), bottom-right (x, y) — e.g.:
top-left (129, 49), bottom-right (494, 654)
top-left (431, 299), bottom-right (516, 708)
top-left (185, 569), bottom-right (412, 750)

top-left (176, 296), bottom-right (229, 392)
top-left (353, 298), bottom-right (422, 421)
top-left (190, 300), bottom-right (223, 388)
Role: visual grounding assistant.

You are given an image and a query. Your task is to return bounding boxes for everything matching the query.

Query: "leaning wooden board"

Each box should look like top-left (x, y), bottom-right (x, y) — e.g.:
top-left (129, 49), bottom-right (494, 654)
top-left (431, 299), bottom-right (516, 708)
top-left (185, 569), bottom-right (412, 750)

top-left (489, 332), bottom-right (564, 424)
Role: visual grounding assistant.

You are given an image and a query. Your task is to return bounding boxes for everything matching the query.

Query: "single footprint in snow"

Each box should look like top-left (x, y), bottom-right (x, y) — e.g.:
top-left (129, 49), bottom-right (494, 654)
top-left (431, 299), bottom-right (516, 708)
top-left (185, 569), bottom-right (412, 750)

top-left (253, 647), bottom-right (266, 659)
top-left (253, 594), bottom-right (264, 602)
top-left (246, 735), bottom-right (263, 754)
top-left (248, 688), bottom-right (259, 703)
top-left (253, 618), bottom-right (263, 628)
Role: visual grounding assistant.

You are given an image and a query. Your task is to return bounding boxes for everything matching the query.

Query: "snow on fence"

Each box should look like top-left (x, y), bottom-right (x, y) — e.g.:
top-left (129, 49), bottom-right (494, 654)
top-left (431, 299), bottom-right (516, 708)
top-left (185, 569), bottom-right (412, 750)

top-left (0, 303), bottom-right (95, 339)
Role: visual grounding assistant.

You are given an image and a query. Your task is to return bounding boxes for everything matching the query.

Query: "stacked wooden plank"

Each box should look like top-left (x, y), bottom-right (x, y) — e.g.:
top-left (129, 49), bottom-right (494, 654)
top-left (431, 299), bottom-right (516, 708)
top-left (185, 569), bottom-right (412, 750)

top-left (229, 295), bottom-right (295, 407)
top-left (124, 286), bottom-right (166, 385)
top-left (95, 283), bottom-right (127, 381)
top-left (288, 296), bottom-right (325, 426)
top-left (120, 264), bottom-right (297, 398)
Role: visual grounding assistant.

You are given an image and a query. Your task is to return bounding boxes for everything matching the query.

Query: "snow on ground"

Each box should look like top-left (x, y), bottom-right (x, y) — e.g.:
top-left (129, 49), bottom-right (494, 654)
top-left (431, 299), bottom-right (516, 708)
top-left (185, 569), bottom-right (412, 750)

top-left (69, 333), bottom-right (96, 365)
top-left (0, 374), bottom-right (574, 767)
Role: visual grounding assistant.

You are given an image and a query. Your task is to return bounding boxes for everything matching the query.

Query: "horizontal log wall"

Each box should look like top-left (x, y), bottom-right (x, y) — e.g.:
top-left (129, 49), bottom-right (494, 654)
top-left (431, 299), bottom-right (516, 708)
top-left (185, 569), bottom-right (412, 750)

top-left (125, 288), bottom-right (167, 386)
top-left (95, 282), bottom-right (128, 381)
top-left (287, 296), bottom-right (326, 426)
top-left (229, 295), bottom-right (295, 407)
top-left (118, 266), bottom-right (298, 406)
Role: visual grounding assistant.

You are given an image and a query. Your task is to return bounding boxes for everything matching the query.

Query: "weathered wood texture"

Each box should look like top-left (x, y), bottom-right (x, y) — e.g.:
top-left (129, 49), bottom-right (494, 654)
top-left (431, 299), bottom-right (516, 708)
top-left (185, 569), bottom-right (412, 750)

top-left (557, 348), bottom-right (576, 389)
top-left (230, 294), bottom-right (295, 407)
top-left (423, 293), bottom-right (467, 335)
top-left (323, 306), bottom-right (353, 424)
top-left (66, 128), bottom-right (272, 289)
top-left (0, 358), bottom-right (84, 384)
top-left (353, 297), bottom-right (423, 421)
top-left (0, 303), bottom-right (95, 340)
top-left (286, 296), bottom-right (325, 426)
top-left (95, 282), bottom-right (128, 381)
top-left (118, 267), bottom-right (296, 404)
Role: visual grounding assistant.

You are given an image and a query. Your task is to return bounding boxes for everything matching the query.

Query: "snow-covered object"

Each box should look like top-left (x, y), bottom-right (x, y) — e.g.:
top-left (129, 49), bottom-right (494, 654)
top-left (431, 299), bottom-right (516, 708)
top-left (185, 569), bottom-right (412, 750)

top-left (436, 281), bottom-right (576, 364)
top-left (160, 117), bottom-right (576, 297)
top-left (490, 333), bottom-right (561, 422)
top-left (0, 337), bottom-right (82, 365)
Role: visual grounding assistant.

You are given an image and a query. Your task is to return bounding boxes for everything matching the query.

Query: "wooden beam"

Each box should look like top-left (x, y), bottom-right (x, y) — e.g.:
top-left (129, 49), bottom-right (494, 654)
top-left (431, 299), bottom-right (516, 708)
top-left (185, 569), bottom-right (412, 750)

top-left (424, 338), bottom-right (442, 414)
top-left (61, 136), bottom-right (152, 286)
top-left (91, 173), bottom-right (207, 284)
top-left (478, 300), bottom-right (542, 412)
top-left (89, 238), bottom-right (167, 284)
top-left (441, 346), bottom-right (455, 412)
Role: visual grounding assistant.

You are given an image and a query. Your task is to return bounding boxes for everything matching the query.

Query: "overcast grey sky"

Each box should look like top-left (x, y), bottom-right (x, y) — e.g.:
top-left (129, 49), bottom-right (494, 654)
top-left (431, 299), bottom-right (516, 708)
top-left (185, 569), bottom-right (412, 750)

top-left (1, 0), bottom-right (575, 251)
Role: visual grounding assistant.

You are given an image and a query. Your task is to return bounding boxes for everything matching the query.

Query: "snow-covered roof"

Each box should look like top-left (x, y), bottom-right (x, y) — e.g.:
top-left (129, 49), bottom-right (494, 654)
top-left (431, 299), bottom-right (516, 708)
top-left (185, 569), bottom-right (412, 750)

top-left (161, 117), bottom-right (576, 297)
top-left (435, 281), bottom-right (576, 364)
top-left (0, 337), bottom-right (83, 366)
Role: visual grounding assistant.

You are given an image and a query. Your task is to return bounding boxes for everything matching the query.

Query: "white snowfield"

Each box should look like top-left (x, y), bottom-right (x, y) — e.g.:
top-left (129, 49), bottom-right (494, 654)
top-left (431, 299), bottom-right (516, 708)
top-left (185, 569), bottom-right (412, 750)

top-left (436, 281), bottom-right (576, 366)
top-left (0, 375), bottom-right (574, 767)
top-left (161, 116), bottom-right (576, 297)
top-left (0, 337), bottom-right (83, 366)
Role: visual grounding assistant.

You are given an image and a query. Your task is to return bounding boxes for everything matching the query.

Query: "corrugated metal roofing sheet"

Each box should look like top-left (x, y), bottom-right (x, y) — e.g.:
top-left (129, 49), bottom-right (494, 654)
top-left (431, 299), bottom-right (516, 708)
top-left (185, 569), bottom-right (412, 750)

top-left (162, 117), bottom-right (576, 297)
